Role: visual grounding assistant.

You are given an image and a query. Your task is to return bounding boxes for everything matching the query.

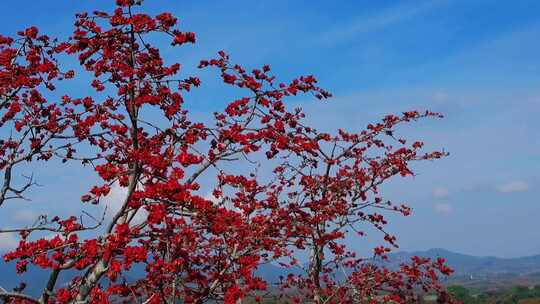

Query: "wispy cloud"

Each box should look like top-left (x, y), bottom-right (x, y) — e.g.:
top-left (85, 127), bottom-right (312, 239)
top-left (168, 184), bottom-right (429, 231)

top-left (431, 91), bottom-right (450, 104)
top-left (433, 202), bottom-right (452, 215)
top-left (318, 1), bottom-right (443, 45)
top-left (432, 187), bottom-right (450, 199)
top-left (204, 192), bottom-right (243, 213)
top-left (13, 209), bottom-right (38, 223)
top-left (0, 233), bottom-right (18, 252)
top-left (103, 182), bottom-right (147, 225)
top-left (497, 180), bottom-right (529, 193)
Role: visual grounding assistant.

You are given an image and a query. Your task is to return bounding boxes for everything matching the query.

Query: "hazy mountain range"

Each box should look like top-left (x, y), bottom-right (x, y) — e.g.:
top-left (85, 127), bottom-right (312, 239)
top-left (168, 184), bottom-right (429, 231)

top-left (388, 248), bottom-right (540, 276)
top-left (2, 248), bottom-right (540, 296)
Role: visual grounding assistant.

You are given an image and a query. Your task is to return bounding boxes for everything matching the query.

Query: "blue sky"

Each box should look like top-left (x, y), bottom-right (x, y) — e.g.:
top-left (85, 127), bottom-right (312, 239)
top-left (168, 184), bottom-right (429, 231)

top-left (0, 0), bottom-right (539, 258)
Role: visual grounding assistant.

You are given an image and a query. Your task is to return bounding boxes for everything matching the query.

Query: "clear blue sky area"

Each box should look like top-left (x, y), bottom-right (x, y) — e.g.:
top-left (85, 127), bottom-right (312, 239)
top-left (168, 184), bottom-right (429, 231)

top-left (0, 0), bottom-right (539, 257)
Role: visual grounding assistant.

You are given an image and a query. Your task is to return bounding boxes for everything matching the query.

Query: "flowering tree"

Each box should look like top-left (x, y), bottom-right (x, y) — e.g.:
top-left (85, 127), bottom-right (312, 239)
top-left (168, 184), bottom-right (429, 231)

top-left (0, 1), bottom-right (456, 303)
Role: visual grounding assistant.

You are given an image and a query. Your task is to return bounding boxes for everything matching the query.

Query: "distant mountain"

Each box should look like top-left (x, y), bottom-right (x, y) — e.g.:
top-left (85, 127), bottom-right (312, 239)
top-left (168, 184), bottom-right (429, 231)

top-left (256, 249), bottom-right (540, 285)
top-left (2, 249), bottom-right (540, 297)
top-left (387, 248), bottom-right (540, 276)
top-left (255, 263), bottom-right (305, 284)
top-left (0, 261), bottom-right (143, 297)
top-left (0, 261), bottom-right (75, 297)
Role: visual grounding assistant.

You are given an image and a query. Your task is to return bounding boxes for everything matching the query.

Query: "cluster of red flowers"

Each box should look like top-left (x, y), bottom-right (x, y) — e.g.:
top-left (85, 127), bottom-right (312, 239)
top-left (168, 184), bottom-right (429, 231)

top-left (0, 1), bottom-right (457, 303)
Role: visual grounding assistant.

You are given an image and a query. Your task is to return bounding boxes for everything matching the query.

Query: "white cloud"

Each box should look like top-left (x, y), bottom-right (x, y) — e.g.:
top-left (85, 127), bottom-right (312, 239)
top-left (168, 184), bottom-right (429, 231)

top-left (497, 180), bottom-right (529, 193)
top-left (13, 209), bottom-right (38, 223)
top-left (0, 233), bottom-right (18, 252)
top-left (432, 91), bottom-right (449, 103)
top-left (433, 202), bottom-right (452, 215)
top-left (102, 182), bottom-right (147, 225)
top-left (432, 187), bottom-right (449, 199)
top-left (204, 192), bottom-right (220, 205)
top-left (204, 192), bottom-right (242, 212)
top-left (318, 1), bottom-right (442, 44)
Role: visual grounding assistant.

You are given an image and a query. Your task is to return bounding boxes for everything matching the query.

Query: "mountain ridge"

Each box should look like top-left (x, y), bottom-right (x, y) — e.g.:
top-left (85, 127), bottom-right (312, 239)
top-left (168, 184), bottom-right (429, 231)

top-left (387, 248), bottom-right (540, 276)
top-left (2, 248), bottom-right (540, 296)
